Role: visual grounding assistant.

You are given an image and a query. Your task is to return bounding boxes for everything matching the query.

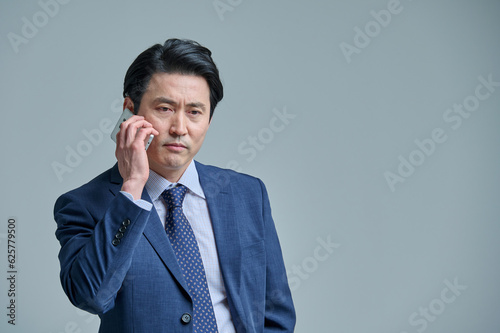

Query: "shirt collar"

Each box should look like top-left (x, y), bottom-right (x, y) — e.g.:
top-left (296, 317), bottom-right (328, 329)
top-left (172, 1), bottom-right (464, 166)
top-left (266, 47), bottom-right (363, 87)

top-left (145, 160), bottom-right (205, 201)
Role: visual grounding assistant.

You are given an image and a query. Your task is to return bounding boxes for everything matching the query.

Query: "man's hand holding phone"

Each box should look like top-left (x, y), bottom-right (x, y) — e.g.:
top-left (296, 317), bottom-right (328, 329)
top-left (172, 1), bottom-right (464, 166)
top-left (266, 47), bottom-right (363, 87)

top-left (112, 109), bottom-right (159, 200)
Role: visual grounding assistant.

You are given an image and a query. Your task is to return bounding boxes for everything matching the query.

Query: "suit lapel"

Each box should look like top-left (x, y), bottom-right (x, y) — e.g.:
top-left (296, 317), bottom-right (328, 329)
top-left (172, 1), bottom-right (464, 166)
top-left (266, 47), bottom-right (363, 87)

top-left (196, 162), bottom-right (243, 309)
top-left (108, 164), bottom-right (190, 293)
top-left (142, 202), bottom-right (190, 293)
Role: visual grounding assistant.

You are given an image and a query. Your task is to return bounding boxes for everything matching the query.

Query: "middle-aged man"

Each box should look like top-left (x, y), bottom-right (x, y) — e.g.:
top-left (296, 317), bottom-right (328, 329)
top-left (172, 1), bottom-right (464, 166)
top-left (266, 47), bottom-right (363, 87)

top-left (54, 38), bottom-right (296, 332)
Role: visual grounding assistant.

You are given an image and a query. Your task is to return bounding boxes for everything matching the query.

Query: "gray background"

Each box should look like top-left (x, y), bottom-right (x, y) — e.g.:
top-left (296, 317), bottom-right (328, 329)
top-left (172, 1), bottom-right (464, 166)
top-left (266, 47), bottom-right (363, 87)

top-left (1, 0), bottom-right (499, 332)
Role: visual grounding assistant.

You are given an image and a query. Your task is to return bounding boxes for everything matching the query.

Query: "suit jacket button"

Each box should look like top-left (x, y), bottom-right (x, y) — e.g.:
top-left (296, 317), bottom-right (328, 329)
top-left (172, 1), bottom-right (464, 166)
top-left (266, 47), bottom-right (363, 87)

top-left (112, 238), bottom-right (120, 246)
top-left (115, 232), bottom-right (124, 239)
top-left (119, 226), bottom-right (127, 233)
top-left (180, 313), bottom-right (192, 324)
top-left (122, 219), bottom-right (131, 226)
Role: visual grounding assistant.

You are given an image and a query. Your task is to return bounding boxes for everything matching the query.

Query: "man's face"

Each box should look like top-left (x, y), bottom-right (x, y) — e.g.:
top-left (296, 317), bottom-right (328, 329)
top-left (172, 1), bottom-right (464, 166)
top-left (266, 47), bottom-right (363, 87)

top-left (132, 72), bottom-right (211, 181)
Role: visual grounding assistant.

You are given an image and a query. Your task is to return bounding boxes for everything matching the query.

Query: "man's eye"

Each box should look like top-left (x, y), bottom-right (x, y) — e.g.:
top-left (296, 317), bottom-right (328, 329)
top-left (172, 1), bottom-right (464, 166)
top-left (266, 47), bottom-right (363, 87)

top-left (160, 107), bottom-right (173, 112)
top-left (190, 110), bottom-right (200, 115)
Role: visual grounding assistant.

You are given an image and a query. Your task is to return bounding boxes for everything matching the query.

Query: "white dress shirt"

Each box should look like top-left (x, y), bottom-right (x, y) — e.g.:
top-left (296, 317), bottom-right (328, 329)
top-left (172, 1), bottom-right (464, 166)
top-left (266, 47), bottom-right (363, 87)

top-left (122, 160), bottom-right (236, 332)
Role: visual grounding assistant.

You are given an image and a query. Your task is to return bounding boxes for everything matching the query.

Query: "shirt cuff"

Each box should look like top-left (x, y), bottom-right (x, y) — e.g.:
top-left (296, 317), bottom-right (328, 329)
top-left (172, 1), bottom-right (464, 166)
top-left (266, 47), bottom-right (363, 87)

top-left (120, 191), bottom-right (153, 211)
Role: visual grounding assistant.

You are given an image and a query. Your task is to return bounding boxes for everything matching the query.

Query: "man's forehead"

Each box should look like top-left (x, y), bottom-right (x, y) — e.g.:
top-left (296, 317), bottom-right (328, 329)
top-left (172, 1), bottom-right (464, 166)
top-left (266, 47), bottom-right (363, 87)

top-left (145, 72), bottom-right (207, 94)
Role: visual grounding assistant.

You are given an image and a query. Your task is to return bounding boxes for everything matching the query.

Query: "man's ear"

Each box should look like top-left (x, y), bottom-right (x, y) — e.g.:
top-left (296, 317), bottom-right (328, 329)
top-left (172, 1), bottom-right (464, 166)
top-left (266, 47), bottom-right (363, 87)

top-left (123, 97), bottom-right (135, 114)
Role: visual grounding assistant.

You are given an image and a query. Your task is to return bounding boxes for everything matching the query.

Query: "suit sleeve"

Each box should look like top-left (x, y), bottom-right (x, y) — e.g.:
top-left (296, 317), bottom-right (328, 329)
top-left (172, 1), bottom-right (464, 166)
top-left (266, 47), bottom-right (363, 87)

top-left (54, 191), bottom-right (152, 314)
top-left (259, 179), bottom-right (297, 332)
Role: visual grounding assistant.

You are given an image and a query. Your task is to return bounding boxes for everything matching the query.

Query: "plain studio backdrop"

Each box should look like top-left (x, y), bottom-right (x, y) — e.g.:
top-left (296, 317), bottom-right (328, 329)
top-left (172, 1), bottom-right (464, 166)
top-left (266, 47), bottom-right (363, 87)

top-left (1, 0), bottom-right (499, 332)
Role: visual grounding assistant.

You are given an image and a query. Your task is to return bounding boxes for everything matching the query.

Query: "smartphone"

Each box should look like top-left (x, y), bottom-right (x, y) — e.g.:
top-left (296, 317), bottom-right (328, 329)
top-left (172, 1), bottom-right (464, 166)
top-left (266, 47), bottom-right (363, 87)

top-left (110, 108), bottom-right (154, 150)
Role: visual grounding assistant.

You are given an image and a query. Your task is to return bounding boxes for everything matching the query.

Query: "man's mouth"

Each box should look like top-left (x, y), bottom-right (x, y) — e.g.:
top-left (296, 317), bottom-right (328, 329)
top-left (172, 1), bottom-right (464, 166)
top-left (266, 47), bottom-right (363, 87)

top-left (163, 142), bottom-right (187, 151)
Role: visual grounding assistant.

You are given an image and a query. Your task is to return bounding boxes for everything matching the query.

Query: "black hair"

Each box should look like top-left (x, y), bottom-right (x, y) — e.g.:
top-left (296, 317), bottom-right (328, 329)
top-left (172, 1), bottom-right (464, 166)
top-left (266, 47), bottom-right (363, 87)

top-left (123, 38), bottom-right (223, 120)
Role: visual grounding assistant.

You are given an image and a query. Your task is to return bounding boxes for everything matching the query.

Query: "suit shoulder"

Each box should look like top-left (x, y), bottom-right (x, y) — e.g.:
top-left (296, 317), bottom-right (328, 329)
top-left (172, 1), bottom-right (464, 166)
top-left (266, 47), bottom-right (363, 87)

top-left (195, 161), bottom-right (263, 185)
top-left (55, 165), bottom-right (118, 205)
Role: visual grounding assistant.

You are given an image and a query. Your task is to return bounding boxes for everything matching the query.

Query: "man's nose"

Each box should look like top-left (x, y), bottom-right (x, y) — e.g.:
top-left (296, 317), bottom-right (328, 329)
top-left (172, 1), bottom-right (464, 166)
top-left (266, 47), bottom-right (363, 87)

top-left (169, 111), bottom-right (188, 136)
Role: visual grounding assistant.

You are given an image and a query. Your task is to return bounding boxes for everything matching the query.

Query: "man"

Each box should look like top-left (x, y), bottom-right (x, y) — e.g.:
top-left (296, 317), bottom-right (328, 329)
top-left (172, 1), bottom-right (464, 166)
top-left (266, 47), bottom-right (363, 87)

top-left (54, 38), bottom-right (295, 332)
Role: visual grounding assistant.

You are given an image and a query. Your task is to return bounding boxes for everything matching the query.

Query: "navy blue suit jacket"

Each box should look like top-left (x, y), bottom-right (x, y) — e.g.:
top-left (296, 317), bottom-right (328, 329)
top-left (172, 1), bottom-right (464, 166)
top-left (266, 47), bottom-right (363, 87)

top-left (54, 161), bottom-right (295, 332)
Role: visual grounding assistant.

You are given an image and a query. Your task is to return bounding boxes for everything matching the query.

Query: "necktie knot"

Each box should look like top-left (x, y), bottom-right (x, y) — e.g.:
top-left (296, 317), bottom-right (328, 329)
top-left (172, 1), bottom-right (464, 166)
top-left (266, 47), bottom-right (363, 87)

top-left (162, 184), bottom-right (188, 209)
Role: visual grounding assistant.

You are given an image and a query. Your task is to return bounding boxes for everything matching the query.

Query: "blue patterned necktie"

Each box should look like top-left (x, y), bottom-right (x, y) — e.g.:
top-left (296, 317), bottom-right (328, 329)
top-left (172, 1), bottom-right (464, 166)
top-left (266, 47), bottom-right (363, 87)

top-left (162, 185), bottom-right (219, 333)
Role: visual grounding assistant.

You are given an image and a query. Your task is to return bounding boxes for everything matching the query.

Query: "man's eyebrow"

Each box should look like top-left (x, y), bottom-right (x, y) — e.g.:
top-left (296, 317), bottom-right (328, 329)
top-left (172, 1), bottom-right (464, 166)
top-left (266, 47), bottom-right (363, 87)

top-left (186, 102), bottom-right (206, 111)
top-left (153, 97), bottom-right (176, 105)
top-left (152, 97), bottom-right (206, 111)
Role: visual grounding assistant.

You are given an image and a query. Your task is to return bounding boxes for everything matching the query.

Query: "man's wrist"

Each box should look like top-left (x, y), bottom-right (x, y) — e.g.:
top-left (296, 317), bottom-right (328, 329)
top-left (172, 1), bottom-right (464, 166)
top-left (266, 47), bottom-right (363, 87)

top-left (120, 191), bottom-right (152, 211)
top-left (121, 180), bottom-right (145, 200)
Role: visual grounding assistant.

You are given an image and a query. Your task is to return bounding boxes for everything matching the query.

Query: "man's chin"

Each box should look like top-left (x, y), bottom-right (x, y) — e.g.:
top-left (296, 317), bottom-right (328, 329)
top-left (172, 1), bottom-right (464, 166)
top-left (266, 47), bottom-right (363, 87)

top-left (149, 157), bottom-right (192, 178)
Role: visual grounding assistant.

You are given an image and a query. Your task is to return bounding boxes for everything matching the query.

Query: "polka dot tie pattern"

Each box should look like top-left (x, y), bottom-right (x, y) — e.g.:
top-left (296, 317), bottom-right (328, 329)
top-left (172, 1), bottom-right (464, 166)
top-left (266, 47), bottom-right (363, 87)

top-left (162, 185), bottom-right (219, 333)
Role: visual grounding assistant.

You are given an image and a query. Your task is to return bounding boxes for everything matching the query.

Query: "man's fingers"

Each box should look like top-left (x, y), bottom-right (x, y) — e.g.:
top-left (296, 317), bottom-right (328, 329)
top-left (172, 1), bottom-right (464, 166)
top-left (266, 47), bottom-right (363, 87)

top-left (134, 127), bottom-right (158, 147)
top-left (117, 116), bottom-right (157, 147)
top-left (126, 123), bottom-right (157, 147)
top-left (117, 115), bottom-right (141, 146)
